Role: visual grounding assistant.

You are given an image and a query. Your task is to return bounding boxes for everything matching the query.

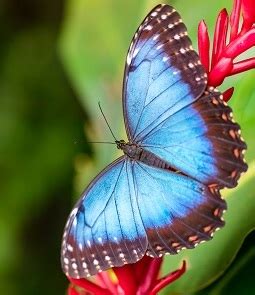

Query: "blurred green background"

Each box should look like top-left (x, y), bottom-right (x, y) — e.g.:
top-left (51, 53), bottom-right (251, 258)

top-left (0, 0), bottom-right (254, 294)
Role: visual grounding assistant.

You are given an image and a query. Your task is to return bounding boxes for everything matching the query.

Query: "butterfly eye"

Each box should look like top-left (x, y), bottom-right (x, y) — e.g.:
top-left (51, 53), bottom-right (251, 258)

top-left (116, 140), bottom-right (126, 149)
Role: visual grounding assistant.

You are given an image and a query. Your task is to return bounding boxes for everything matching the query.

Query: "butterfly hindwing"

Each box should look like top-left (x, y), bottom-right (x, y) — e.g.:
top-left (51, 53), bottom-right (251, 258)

top-left (131, 161), bottom-right (226, 257)
top-left (123, 4), bottom-right (207, 141)
top-left (61, 157), bottom-right (226, 277)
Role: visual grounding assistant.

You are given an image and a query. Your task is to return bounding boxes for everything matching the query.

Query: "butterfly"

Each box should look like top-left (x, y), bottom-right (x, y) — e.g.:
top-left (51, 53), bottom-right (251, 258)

top-left (61, 4), bottom-right (247, 278)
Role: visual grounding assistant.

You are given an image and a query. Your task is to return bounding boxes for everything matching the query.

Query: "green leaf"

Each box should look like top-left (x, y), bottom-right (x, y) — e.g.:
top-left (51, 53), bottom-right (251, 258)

top-left (197, 232), bottom-right (255, 294)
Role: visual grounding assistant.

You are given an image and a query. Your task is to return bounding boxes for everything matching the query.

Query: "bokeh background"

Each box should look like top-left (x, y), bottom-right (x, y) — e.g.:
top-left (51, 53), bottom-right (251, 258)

top-left (0, 0), bottom-right (254, 294)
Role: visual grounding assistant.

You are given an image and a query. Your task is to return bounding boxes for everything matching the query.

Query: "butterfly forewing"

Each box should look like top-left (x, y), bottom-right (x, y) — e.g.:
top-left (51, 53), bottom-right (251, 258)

top-left (123, 4), bottom-right (207, 141)
top-left (141, 90), bottom-right (247, 187)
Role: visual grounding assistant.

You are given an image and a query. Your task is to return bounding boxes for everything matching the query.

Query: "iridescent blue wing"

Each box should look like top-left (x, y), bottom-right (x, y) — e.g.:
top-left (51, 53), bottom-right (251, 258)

top-left (123, 4), bottom-right (247, 187)
top-left (61, 157), bottom-right (148, 278)
top-left (131, 161), bottom-right (226, 257)
top-left (141, 91), bottom-right (247, 188)
top-left (61, 158), bottom-right (226, 278)
top-left (123, 4), bottom-right (207, 140)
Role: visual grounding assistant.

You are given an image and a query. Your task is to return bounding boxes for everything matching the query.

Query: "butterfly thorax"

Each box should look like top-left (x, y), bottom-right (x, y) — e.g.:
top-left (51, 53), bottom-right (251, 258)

top-left (116, 140), bottom-right (174, 171)
top-left (116, 140), bottom-right (142, 159)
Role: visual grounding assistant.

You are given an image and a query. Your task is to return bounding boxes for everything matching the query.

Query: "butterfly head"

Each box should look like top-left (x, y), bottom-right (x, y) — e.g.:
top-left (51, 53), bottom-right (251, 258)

top-left (116, 139), bottom-right (126, 150)
top-left (116, 140), bottom-right (143, 160)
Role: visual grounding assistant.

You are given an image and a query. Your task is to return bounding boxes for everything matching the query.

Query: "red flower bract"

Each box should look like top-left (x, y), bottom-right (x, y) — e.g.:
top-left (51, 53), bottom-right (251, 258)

top-left (198, 0), bottom-right (255, 100)
top-left (67, 258), bottom-right (186, 295)
top-left (242, 0), bottom-right (255, 32)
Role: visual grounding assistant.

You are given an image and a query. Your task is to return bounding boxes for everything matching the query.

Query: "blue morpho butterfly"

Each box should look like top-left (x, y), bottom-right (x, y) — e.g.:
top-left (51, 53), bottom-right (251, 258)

top-left (61, 4), bottom-right (247, 278)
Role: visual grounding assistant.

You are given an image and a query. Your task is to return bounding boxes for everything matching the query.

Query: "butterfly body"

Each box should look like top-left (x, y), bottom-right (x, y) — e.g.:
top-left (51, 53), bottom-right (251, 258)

top-left (117, 140), bottom-right (175, 171)
top-left (61, 4), bottom-right (247, 278)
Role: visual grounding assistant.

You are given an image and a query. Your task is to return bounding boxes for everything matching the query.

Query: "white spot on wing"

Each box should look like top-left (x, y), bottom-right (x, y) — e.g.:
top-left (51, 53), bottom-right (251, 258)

top-left (156, 44), bottom-right (163, 50)
top-left (70, 207), bottom-right (78, 217)
top-left (93, 259), bottom-right (99, 265)
top-left (126, 54), bottom-right (132, 65)
top-left (67, 244), bottom-right (73, 252)
top-left (153, 34), bottom-right (159, 41)
top-left (72, 217), bottom-right (77, 227)
top-left (133, 47), bottom-right (140, 58)
top-left (144, 25), bottom-right (153, 31)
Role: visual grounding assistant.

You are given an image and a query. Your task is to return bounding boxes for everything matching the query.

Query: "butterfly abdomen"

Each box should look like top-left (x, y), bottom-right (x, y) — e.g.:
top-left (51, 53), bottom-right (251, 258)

top-left (139, 148), bottom-right (175, 170)
top-left (122, 142), bottom-right (175, 171)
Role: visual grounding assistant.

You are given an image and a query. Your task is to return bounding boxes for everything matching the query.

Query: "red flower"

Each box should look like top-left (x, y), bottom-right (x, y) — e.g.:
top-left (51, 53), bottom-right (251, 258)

top-left (67, 257), bottom-right (186, 295)
top-left (65, 1), bottom-right (255, 294)
top-left (198, 0), bottom-right (255, 101)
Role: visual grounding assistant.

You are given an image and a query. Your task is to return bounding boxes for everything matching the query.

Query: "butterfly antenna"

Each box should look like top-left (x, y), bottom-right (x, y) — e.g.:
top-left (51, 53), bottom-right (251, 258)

top-left (98, 102), bottom-right (118, 141)
top-left (74, 139), bottom-right (116, 145)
